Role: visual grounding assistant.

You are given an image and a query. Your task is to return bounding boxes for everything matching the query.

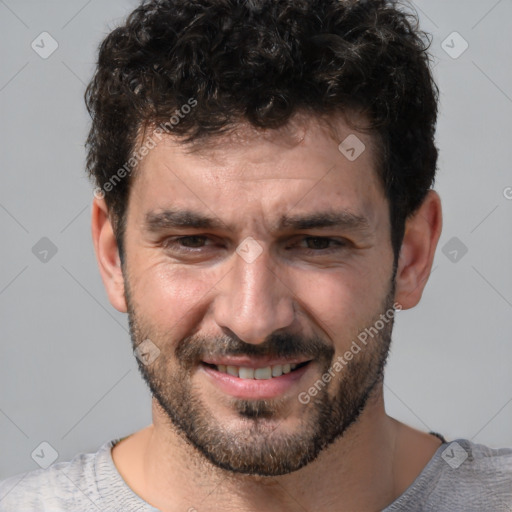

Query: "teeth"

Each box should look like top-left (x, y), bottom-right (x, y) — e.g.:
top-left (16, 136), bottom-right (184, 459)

top-left (226, 365), bottom-right (238, 377)
top-left (239, 367), bottom-right (254, 379)
top-left (272, 365), bottom-right (283, 377)
top-left (254, 367), bottom-right (272, 379)
top-left (213, 362), bottom-right (305, 379)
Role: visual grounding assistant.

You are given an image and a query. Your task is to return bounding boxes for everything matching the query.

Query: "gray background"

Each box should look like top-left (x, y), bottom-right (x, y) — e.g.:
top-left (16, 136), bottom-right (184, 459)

top-left (0, 0), bottom-right (511, 479)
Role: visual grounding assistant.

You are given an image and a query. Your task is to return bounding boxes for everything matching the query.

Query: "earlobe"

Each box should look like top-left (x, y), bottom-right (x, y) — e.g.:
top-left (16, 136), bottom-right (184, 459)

top-left (91, 197), bottom-right (128, 313)
top-left (394, 190), bottom-right (443, 310)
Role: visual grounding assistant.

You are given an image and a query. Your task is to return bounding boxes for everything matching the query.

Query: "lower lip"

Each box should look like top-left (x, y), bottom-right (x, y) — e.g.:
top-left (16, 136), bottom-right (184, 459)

top-left (200, 363), bottom-right (311, 399)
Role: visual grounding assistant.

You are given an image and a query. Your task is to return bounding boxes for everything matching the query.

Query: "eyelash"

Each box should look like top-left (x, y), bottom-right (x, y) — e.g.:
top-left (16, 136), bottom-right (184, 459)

top-left (163, 236), bottom-right (347, 255)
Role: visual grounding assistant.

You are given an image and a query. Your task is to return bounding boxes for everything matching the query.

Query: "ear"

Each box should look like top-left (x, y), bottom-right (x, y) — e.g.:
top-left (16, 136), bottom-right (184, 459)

top-left (91, 197), bottom-right (127, 313)
top-left (394, 190), bottom-right (442, 310)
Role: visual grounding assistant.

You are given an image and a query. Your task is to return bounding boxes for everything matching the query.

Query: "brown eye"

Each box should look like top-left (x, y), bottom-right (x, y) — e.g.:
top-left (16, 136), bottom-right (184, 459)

top-left (304, 237), bottom-right (332, 250)
top-left (176, 236), bottom-right (208, 248)
top-left (163, 236), bottom-right (212, 251)
top-left (285, 236), bottom-right (349, 257)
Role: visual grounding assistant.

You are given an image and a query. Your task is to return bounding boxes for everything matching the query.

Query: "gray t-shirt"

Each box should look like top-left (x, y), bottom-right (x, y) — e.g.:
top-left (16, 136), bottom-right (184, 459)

top-left (0, 438), bottom-right (511, 511)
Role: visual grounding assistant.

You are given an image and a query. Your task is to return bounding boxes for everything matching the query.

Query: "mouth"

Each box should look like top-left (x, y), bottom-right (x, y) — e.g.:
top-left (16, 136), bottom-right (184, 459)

top-left (199, 358), bottom-right (313, 400)
top-left (201, 360), bottom-right (312, 380)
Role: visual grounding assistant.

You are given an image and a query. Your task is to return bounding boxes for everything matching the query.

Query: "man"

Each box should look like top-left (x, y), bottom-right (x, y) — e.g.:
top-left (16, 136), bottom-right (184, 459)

top-left (1, 0), bottom-right (511, 510)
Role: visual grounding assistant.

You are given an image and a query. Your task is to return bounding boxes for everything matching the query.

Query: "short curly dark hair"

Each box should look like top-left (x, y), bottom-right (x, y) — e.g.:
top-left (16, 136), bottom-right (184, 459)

top-left (85, 0), bottom-right (439, 266)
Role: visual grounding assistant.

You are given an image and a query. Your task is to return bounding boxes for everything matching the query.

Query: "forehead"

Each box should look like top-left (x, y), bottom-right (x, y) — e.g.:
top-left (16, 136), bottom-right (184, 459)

top-left (128, 113), bottom-right (386, 229)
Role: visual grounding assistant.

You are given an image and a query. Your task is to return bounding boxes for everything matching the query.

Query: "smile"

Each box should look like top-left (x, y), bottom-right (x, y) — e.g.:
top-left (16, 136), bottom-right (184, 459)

top-left (202, 361), bottom-right (310, 380)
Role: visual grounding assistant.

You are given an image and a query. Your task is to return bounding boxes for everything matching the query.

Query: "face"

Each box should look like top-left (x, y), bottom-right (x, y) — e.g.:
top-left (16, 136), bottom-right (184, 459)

top-left (121, 115), bottom-right (397, 476)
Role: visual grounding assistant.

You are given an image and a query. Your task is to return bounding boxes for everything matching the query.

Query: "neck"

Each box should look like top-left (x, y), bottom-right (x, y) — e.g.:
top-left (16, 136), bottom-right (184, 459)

top-left (122, 382), bottom-right (432, 512)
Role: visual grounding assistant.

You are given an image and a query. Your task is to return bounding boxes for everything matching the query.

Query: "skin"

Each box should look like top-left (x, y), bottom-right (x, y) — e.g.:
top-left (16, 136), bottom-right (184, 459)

top-left (92, 113), bottom-right (443, 512)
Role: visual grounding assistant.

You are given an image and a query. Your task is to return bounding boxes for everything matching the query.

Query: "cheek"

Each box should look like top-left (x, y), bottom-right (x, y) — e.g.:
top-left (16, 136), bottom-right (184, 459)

top-left (292, 266), bottom-right (388, 336)
top-left (129, 246), bottom-right (392, 343)
top-left (130, 260), bottom-right (225, 333)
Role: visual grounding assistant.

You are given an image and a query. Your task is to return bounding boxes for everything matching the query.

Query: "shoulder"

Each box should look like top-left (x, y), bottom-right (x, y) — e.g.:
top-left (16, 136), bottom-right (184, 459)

top-left (386, 439), bottom-right (512, 512)
top-left (0, 441), bottom-right (114, 512)
top-left (455, 439), bottom-right (512, 493)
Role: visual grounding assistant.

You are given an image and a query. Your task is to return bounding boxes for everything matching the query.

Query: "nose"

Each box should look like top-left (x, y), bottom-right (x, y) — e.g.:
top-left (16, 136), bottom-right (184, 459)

top-left (212, 244), bottom-right (295, 345)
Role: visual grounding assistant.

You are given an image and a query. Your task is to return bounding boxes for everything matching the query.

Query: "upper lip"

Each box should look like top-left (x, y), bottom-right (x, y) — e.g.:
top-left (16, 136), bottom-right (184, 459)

top-left (201, 357), bottom-right (312, 369)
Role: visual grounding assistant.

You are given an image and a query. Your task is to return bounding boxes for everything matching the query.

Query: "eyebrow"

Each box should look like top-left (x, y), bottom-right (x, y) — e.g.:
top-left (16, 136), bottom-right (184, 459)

top-left (143, 209), bottom-right (371, 235)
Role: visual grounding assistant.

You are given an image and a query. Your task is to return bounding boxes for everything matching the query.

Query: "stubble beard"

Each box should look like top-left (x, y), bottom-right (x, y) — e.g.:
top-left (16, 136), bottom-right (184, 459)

top-left (125, 275), bottom-right (396, 476)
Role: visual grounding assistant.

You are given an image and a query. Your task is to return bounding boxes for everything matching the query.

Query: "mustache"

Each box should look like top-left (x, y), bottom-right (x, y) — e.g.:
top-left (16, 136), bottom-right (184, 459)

top-left (176, 331), bottom-right (334, 368)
